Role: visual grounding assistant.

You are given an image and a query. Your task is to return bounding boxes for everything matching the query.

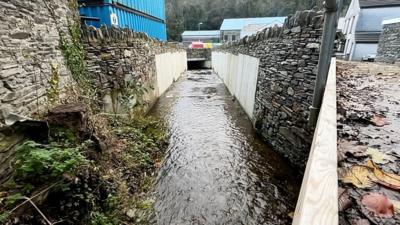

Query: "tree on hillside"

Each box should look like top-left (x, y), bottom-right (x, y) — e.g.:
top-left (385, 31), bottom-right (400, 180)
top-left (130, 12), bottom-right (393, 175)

top-left (166, 0), bottom-right (351, 41)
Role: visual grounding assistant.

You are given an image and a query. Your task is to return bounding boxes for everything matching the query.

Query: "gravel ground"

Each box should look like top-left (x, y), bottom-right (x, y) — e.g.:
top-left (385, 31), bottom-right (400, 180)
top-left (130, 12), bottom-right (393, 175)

top-left (337, 61), bottom-right (400, 225)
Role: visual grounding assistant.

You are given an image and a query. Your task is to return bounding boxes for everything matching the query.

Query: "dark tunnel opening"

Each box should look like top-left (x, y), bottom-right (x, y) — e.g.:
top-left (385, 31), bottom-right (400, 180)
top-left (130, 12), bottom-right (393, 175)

top-left (187, 60), bottom-right (209, 70)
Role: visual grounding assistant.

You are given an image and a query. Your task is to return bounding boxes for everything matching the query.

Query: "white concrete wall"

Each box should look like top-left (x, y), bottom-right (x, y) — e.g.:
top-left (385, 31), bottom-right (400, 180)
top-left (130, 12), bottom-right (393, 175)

top-left (212, 51), bottom-right (259, 120)
top-left (155, 51), bottom-right (187, 96)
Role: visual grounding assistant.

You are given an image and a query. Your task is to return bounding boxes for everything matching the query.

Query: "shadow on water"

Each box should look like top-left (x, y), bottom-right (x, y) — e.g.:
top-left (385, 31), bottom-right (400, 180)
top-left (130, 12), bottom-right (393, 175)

top-left (149, 70), bottom-right (302, 225)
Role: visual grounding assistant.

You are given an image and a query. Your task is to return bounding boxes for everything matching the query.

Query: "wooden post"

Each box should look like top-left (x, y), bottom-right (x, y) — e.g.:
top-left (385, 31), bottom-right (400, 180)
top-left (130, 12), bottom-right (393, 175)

top-left (292, 58), bottom-right (338, 225)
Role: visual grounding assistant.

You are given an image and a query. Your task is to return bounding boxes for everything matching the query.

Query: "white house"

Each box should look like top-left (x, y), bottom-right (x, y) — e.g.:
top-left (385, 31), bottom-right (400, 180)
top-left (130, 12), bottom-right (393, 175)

top-left (343, 0), bottom-right (400, 61)
top-left (220, 17), bottom-right (286, 43)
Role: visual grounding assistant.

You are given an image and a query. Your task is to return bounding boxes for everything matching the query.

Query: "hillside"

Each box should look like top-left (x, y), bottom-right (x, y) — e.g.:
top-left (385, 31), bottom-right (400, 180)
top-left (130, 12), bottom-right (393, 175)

top-left (166, 0), bottom-right (351, 41)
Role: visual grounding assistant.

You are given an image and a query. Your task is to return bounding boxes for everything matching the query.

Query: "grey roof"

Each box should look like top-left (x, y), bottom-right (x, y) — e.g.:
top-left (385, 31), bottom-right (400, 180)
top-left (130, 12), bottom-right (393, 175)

top-left (356, 6), bottom-right (400, 32)
top-left (355, 31), bottom-right (381, 43)
top-left (181, 30), bottom-right (220, 37)
top-left (359, 0), bottom-right (400, 8)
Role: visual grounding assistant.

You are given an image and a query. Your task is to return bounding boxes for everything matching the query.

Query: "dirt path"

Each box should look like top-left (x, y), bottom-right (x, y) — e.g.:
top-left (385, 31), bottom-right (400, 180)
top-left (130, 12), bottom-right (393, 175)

top-left (337, 61), bottom-right (400, 225)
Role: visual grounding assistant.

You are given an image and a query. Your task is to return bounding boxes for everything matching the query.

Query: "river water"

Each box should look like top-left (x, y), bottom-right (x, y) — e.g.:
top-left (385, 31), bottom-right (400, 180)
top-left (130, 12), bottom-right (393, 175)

top-left (150, 70), bottom-right (301, 225)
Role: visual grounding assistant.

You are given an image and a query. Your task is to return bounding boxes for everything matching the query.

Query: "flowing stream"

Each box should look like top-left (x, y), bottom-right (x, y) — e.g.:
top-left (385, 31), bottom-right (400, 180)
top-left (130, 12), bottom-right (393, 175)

top-left (150, 70), bottom-right (301, 225)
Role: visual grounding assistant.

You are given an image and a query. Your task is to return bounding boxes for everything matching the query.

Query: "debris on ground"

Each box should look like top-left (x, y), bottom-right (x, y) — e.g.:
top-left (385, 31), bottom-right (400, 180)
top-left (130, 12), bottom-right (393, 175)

top-left (0, 104), bottom-right (167, 225)
top-left (337, 61), bottom-right (400, 225)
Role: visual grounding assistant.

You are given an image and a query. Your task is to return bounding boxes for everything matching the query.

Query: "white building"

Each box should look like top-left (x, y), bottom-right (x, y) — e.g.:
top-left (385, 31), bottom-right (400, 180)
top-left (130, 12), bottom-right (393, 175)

top-left (240, 24), bottom-right (269, 39)
top-left (220, 17), bottom-right (286, 43)
top-left (343, 0), bottom-right (400, 61)
top-left (181, 30), bottom-right (220, 46)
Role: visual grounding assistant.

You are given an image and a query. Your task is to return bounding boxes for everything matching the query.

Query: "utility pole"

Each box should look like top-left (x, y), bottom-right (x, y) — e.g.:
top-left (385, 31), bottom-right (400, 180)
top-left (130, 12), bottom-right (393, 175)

top-left (309, 0), bottom-right (342, 127)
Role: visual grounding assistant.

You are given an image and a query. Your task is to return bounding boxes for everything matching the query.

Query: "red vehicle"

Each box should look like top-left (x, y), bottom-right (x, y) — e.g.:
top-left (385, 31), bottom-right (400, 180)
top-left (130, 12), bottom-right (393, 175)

top-left (190, 41), bottom-right (205, 49)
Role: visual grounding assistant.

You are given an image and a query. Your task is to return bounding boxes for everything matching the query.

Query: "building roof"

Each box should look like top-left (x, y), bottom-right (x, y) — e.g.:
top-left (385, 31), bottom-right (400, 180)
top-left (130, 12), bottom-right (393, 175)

top-left (382, 17), bottom-right (400, 25)
top-left (356, 6), bottom-right (400, 32)
top-left (355, 31), bottom-right (381, 43)
top-left (359, 0), bottom-right (400, 8)
top-left (220, 17), bottom-right (286, 31)
top-left (181, 30), bottom-right (220, 37)
top-left (240, 24), bottom-right (269, 38)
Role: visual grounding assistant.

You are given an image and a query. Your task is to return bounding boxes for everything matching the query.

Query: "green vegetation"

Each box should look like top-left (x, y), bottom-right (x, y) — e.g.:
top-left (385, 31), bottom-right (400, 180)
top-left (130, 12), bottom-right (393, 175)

top-left (47, 63), bottom-right (61, 104)
top-left (84, 114), bottom-right (167, 225)
top-left (1, 0), bottom-right (167, 223)
top-left (0, 113), bottom-right (167, 224)
top-left (13, 141), bottom-right (87, 183)
top-left (60, 0), bottom-right (95, 98)
top-left (166, 0), bottom-right (351, 41)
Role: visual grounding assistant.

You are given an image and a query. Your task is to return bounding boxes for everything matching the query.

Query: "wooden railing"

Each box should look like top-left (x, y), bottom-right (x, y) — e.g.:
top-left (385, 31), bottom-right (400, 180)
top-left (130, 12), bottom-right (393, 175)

top-left (292, 58), bottom-right (338, 225)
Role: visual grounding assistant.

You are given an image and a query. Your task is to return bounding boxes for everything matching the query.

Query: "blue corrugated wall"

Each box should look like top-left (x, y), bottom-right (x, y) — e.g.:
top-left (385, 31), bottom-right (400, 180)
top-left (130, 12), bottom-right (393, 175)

top-left (79, 0), bottom-right (167, 40)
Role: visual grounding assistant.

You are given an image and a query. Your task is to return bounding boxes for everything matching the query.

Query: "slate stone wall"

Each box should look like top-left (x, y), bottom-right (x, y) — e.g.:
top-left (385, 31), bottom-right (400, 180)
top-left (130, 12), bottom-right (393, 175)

top-left (0, 0), bottom-right (73, 124)
top-left (377, 21), bottom-right (400, 64)
top-left (0, 0), bottom-right (185, 121)
top-left (82, 26), bottom-right (185, 113)
top-left (214, 9), bottom-right (324, 167)
top-left (187, 48), bottom-right (212, 60)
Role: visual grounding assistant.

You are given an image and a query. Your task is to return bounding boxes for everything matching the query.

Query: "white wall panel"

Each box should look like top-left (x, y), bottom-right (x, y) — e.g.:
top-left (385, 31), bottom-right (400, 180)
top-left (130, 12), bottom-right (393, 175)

top-left (156, 51), bottom-right (187, 96)
top-left (211, 51), bottom-right (259, 120)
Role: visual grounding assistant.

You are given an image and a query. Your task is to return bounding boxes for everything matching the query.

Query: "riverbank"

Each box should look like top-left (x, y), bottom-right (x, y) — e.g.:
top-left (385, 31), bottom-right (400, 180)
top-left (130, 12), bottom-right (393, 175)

top-left (0, 104), bottom-right (167, 225)
top-left (337, 61), bottom-right (400, 224)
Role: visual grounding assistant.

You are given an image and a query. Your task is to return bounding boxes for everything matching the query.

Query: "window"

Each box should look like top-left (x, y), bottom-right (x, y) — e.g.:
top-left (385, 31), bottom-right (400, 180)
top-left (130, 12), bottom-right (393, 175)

top-left (349, 16), bottom-right (355, 34)
top-left (224, 35), bottom-right (228, 41)
top-left (231, 35), bottom-right (236, 41)
top-left (344, 19), bottom-right (349, 34)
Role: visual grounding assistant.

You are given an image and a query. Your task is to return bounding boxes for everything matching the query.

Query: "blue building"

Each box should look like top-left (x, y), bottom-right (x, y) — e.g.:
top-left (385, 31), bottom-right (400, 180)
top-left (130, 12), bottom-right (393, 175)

top-left (78, 0), bottom-right (167, 40)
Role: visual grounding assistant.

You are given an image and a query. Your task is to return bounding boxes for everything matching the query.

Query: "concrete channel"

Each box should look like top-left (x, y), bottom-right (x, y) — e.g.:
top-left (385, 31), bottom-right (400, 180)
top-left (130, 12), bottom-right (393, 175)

top-left (150, 70), bottom-right (302, 225)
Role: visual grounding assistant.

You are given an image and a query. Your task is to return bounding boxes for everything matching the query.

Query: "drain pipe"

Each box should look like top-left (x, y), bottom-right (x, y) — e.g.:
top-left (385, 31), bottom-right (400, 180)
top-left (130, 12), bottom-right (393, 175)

top-left (309, 0), bottom-right (341, 127)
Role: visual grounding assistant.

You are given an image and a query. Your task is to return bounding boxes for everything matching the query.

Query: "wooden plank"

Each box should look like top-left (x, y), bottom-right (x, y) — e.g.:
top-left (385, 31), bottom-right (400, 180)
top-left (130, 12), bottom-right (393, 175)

top-left (292, 58), bottom-right (338, 225)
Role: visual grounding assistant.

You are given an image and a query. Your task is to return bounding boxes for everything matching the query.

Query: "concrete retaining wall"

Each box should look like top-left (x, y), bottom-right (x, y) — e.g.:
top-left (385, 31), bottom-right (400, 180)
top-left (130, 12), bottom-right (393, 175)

top-left (156, 52), bottom-right (187, 96)
top-left (212, 52), bottom-right (259, 119)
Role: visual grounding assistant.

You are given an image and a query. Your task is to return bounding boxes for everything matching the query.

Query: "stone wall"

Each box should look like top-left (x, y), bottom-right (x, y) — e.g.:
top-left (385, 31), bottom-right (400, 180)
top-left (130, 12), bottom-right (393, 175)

top-left (377, 20), bottom-right (400, 64)
top-left (187, 48), bottom-right (212, 60)
top-left (82, 26), bottom-right (186, 113)
top-left (213, 9), bottom-right (324, 167)
top-left (0, 0), bottom-right (73, 124)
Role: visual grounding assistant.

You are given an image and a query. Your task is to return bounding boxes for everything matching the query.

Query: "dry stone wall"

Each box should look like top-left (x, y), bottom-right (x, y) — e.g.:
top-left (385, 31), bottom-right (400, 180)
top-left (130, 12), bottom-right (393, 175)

top-left (213, 9), bottom-right (324, 167)
top-left (82, 26), bottom-right (186, 113)
top-left (377, 21), bottom-right (400, 64)
top-left (187, 48), bottom-right (212, 60)
top-left (0, 0), bottom-right (73, 124)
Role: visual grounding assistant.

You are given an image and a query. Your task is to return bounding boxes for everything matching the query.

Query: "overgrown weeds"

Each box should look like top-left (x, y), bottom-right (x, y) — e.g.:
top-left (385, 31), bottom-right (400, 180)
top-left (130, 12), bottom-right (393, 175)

top-left (0, 112), bottom-right (167, 225)
top-left (1, 0), bottom-right (167, 223)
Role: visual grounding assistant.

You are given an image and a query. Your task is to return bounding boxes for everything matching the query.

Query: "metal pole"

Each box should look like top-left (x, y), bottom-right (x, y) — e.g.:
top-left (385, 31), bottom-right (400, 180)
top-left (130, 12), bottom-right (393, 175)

top-left (309, 0), bottom-right (341, 127)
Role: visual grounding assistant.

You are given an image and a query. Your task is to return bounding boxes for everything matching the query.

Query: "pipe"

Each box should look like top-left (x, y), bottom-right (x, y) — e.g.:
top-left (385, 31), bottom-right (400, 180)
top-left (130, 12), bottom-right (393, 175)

top-left (309, 0), bottom-right (341, 127)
